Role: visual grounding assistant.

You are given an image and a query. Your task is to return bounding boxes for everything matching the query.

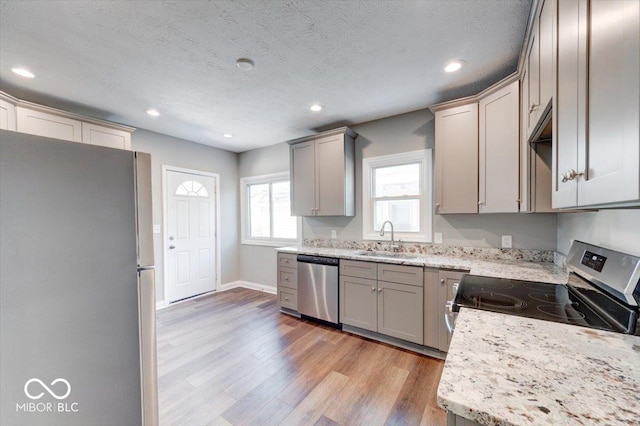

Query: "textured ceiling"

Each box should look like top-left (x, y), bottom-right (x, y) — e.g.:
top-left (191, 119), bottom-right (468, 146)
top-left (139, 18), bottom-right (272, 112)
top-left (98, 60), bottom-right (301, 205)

top-left (0, 0), bottom-right (532, 152)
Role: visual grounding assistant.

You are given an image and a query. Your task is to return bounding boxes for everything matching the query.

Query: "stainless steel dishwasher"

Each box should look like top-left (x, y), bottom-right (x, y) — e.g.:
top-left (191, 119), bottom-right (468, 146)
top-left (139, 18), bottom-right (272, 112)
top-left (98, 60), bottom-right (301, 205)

top-left (297, 255), bottom-right (340, 325)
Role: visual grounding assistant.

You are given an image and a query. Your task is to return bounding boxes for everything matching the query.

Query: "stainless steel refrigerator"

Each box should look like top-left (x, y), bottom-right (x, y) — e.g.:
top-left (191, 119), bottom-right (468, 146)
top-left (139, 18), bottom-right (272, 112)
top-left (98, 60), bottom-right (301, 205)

top-left (0, 130), bottom-right (158, 426)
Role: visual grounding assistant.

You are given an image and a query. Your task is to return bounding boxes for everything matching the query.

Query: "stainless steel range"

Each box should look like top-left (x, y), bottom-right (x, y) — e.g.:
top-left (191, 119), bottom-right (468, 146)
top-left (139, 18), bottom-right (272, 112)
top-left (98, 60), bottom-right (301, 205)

top-left (447, 240), bottom-right (640, 335)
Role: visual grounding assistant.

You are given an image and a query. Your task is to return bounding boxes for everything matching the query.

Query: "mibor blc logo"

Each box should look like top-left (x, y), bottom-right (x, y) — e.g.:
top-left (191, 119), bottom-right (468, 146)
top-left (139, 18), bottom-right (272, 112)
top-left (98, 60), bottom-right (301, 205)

top-left (16, 378), bottom-right (79, 414)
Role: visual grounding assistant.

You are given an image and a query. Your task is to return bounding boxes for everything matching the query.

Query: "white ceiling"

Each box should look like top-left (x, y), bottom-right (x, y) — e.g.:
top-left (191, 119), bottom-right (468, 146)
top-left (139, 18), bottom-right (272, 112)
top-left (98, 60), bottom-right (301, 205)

top-left (0, 0), bottom-right (532, 152)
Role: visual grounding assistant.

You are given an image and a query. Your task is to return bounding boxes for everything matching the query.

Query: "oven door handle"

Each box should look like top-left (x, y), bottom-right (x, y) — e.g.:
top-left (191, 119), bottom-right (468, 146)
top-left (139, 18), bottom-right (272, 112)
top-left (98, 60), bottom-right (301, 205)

top-left (445, 301), bottom-right (455, 335)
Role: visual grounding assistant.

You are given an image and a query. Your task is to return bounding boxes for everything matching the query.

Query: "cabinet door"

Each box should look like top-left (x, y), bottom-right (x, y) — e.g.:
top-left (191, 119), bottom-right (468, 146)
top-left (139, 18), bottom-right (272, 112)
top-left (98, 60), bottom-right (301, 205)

top-left (315, 135), bottom-right (346, 216)
top-left (82, 123), bottom-right (131, 150)
top-left (553, 0), bottom-right (582, 208)
top-left (339, 275), bottom-right (377, 332)
top-left (434, 103), bottom-right (479, 214)
top-left (479, 80), bottom-right (520, 213)
top-left (423, 268), bottom-right (440, 349)
top-left (290, 141), bottom-right (316, 216)
top-left (0, 99), bottom-right (16, 131)
top-left (578, 0), bottom-right (639, 206)
top-left (539, 0), bottom-right (555, 112)
top-left (378, 281), bottom-right (423, 344)
top-left (278, 288), bottom-right (297, 311)
top-left (526, 23), bottom-right (540, 137)
top-left (16, 107), bottom-right (83, 142)
top-left (438, 270), bottom-right (465, 352)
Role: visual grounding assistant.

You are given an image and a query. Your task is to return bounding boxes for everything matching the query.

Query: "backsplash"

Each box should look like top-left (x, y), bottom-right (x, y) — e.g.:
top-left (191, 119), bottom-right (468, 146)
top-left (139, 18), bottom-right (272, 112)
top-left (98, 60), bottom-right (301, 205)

top-left (302, 238), bottom-right (555, 263)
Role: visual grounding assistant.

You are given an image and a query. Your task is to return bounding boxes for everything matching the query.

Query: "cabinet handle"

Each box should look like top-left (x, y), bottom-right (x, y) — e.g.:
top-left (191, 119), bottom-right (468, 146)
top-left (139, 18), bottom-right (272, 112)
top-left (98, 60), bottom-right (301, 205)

top-left (284, 277), bottom-right (289, 281)
top-left (284, 297), bottom-right (289, 301)
top-left (478, 201), bottom-right (483, 205)
top-left (529, 103), bottom-right (539, 113)
top-left (371, 287), bottom-right (376, 291)
top-left (440, 279), bottom-right (445, 284)
top-left (561, 169), bottom-right (584, 183)
top-left (378, 288), bottom-right (382, 293)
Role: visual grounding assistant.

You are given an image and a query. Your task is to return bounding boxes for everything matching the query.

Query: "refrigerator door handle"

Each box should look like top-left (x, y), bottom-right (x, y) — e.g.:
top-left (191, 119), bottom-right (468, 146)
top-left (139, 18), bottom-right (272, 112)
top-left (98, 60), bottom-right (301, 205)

top-left (138, 268), bottom-right (158, 426)
top-left (135, 152), bottom-right (154, 268)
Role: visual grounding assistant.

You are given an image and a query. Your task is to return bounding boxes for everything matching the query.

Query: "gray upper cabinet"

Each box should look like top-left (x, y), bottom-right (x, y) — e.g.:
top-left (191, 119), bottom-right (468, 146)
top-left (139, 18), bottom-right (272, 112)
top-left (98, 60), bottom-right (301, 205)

top-left (434, 103), bottom-right (479, 214)
top-left (524, 0), bottom-right (555, 141)
top-left (479, 80), bottom-right (520, 213)
top-left (289, 127), bottom-right (356, 216)
top-left (553, 0), bottom-right (640, 209)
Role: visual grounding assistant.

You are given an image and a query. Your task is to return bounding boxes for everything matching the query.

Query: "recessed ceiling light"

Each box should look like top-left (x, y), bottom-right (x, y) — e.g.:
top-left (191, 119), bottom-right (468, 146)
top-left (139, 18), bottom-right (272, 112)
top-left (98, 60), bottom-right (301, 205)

top-left (11, 67), bottom-right (35, 78)
top-left (310, 104), bottom-right (323, 112)
top-left (223, 133), bottom-right (233, 138)
top-left (146, 109), bottom-right (160, 117)
top-left (236, 58), bottom-right (254, 71)
top-left (444, 60), bottom-right (465, 73)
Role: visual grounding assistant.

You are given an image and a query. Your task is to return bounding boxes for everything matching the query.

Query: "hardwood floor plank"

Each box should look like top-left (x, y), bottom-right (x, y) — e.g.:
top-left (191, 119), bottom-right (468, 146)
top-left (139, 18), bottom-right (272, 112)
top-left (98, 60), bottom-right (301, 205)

top-left (384, 357), bottom-right (445, 426)
top-left (159, 390), bottom-right (236, 426)
top-left (280, 371), bottom-right (350, 426)
top-left (156, 288), bottom-right (447, 426)
top-left (242, 397), bottom-right (294, 426)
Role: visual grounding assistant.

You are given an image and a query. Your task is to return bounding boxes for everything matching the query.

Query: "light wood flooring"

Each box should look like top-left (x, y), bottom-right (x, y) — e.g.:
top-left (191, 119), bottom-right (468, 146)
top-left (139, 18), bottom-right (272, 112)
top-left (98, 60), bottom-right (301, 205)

top-left (156, 287), bottom-right (446, 426)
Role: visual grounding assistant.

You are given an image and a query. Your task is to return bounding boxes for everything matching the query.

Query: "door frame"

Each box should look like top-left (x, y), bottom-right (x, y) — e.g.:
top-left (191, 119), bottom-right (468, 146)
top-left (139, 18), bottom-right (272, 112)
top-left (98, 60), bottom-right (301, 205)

top-left (162, 165), bottom-right (221, 304)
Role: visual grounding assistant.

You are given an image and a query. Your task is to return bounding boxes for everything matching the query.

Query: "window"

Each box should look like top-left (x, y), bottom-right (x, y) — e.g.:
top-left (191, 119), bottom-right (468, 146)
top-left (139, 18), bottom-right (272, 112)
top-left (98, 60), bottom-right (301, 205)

top-left (240, 172), bottom-right (299, 246)
top-left (175, 180), bottom-right (209, 197)
top-left (362, 150), bottom-right (432, 242)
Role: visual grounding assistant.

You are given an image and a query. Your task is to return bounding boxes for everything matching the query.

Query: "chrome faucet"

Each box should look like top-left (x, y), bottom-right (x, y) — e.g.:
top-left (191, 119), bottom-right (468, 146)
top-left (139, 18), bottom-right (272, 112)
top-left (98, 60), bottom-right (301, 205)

top-left (380, 221), bottom-right (399, 252)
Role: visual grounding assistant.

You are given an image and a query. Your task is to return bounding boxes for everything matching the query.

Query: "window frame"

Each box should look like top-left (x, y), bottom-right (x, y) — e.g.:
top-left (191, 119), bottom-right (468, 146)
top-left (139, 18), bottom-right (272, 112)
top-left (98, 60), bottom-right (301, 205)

top-left (240, 172), bottom-right (301, 247)
top-left (362, 149), bottom-right (433, 243)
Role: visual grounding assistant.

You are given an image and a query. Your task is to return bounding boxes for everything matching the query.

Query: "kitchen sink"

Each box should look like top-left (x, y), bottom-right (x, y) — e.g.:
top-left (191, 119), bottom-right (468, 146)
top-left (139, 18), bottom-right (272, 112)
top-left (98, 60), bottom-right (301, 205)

top-left (355, 250), bottom-right (419, 259)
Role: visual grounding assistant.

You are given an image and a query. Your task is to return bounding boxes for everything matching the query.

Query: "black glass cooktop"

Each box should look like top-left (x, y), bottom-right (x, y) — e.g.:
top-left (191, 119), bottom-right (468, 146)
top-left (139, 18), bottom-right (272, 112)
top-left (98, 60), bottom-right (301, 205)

top-left (453, 274), bottom-right (636, 333)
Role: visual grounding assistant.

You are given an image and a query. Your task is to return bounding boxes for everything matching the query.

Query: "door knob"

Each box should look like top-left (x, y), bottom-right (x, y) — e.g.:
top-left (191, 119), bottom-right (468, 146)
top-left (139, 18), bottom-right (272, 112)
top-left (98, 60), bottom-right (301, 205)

top-left (169, 245), bottom-right (175, 250)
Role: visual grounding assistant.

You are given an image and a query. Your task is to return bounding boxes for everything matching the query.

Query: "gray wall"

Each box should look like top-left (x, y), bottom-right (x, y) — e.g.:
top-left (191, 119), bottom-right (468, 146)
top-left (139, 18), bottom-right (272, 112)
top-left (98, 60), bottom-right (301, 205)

top-left (303, 109), bottom-right (558, 250)
top-left (557, 210), bottom-right (640, 255)
top-left (238, 109), bottom-right (559, 287)
top-left (237, 143), bottom-right (290, 289)
top-left (131, 129), bottom-right (239, 303)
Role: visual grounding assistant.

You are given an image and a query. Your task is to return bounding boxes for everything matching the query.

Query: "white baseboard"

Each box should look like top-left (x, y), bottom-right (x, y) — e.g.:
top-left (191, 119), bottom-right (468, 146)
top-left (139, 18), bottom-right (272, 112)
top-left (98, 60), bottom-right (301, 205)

top-left (155, 282), bottom-right (276, 310)
top-left (218, 280), bottom-right (277, 295)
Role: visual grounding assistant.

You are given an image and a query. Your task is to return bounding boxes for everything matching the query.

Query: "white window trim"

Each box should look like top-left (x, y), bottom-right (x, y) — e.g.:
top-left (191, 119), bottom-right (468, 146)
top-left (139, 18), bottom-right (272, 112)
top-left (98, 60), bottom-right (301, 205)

top-left (362, 149), bottom-right (433, 243)
top-left (240, 171), bottom-right (301, 247)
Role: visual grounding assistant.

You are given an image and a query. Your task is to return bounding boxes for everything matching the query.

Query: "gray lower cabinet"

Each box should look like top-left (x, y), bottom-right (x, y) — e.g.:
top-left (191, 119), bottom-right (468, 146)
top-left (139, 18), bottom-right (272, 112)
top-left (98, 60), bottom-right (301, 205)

top-left (438, 269), bottom-right (466, 351)
top-left (425, 268), bottom-right (466, 352)
top-left (340, 260), bottom-right (424, 345)
top-left (378, 280), bottom-right (423, 344)
top-left (277, 253), bottom-right (298, 311)
top-left (339, 275), bottom-right (377, 331)
top-left (447, 413), bottom-right (482, 426)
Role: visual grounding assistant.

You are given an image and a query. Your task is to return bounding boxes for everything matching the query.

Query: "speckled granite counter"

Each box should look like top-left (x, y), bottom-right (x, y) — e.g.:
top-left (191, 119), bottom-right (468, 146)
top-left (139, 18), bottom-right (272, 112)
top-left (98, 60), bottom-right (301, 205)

top-left (438, 309), bottom-right (640, 426)
top-left (277, 246), bottom-right (568, 284)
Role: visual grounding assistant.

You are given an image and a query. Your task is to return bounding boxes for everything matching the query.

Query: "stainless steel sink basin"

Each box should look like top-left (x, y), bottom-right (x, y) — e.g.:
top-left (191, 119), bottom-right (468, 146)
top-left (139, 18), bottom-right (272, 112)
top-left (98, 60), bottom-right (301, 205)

top-left (355, 251), bottom-right (419, 259)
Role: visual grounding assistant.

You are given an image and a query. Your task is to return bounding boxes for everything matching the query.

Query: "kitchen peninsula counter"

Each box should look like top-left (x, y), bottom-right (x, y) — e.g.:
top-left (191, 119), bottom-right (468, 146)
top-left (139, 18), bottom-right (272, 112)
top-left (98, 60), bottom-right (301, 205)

top-left (438, 309), bottom-right (640, 425)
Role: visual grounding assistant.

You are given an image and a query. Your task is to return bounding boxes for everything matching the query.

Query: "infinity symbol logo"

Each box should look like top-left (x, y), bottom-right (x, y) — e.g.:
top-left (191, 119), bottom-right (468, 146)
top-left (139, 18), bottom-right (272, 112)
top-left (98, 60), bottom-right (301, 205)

top-left (24, 378), bottom-right (71, 400)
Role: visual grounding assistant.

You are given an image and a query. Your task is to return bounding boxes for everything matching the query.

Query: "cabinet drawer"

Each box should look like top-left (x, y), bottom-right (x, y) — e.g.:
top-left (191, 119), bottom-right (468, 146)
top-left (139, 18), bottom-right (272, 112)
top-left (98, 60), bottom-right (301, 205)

top-left (340, 259), bottom-right (377, 280)
top-left (278, 253), bottom-right (297, 268)
top-left (377, 263), bottom-right (423, 287)
top-left (278, 288), bottom-right (297, 311)
top-left (278, 267), bottom-right (297, 290)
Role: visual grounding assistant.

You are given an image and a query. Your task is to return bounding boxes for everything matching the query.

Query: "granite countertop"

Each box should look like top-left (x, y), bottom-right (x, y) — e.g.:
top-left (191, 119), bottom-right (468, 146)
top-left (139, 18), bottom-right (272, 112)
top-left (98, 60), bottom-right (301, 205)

top-left (438, 309), bottom-right (640, 426)
top-left (277, 246), bottom-right (568, 284)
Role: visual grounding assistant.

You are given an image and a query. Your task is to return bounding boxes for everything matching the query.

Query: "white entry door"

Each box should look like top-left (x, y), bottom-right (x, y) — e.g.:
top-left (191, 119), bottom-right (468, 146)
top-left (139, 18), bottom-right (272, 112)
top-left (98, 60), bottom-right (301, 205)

top-left (166, 169), bottom-right (217, 303)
